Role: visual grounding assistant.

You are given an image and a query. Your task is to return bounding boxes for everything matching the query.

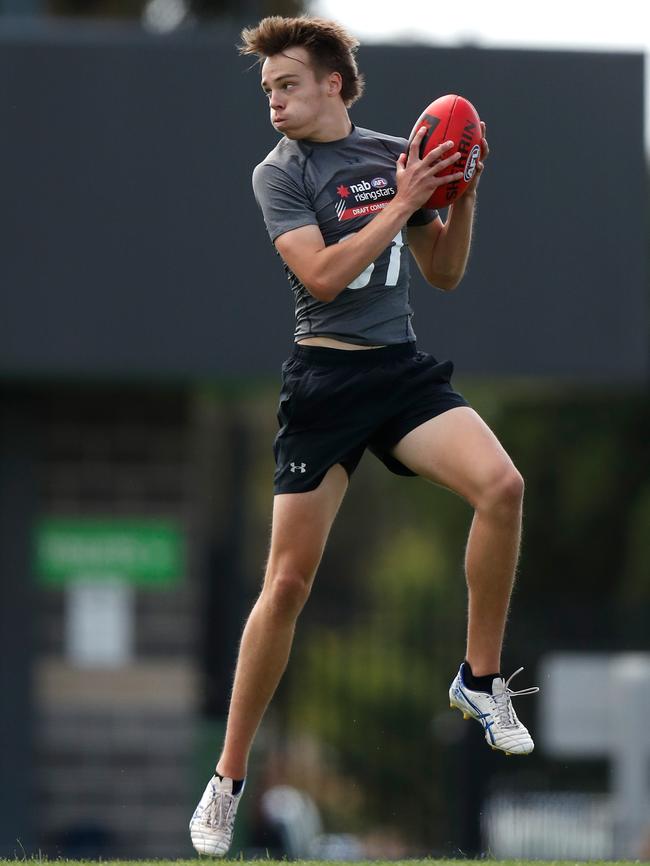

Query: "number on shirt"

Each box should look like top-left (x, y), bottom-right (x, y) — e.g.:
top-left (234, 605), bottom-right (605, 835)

top-left (338, 231), bottom-right (404, 291)
top-left (386, 230), bottom-right (404, 286)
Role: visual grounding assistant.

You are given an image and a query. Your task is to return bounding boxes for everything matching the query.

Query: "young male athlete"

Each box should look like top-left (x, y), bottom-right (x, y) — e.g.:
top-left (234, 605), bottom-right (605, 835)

top-left (190, 16), bottom-right (538, 856)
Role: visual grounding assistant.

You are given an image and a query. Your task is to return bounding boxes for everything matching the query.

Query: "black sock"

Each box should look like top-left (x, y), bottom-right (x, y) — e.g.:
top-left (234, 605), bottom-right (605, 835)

top-left (462, 660), bottom-right (500, 693)
top-left (216, 772), bottom-right (245, 795)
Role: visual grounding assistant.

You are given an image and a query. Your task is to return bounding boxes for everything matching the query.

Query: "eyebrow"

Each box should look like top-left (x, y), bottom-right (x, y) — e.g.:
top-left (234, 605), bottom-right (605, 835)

top-left (261, 73), bottom-right (300, 90)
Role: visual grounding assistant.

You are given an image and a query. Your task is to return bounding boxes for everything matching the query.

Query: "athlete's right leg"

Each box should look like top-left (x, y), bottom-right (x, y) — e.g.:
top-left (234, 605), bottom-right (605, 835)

top-left (190, 463), bottom-right (349, 856)
top-left (216, 462), bottom-right (349, 780)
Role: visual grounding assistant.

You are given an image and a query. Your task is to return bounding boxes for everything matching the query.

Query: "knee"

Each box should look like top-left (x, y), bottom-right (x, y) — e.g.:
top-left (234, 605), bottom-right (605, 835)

top-left (479, 464), bottom-right (524, 515)
top-left (262, 568), bottom-right (312, 621)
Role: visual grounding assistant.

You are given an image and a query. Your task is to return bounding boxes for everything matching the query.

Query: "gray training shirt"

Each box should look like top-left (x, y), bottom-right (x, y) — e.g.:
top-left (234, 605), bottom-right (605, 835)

top-left (252, 125), bottom-right (438, 346)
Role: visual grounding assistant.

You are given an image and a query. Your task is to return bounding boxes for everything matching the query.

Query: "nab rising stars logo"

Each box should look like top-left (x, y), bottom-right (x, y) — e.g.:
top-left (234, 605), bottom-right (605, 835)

top-left (334, 176), bottom-right (396, 222)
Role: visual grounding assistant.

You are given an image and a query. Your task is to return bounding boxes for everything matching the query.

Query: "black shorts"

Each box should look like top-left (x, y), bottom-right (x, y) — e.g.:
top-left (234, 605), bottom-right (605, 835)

top-left (273, 342), bottom-right (469, 494)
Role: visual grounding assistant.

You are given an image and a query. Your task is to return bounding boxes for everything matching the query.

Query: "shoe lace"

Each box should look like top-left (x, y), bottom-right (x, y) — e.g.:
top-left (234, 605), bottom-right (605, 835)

top-left (492, 667), bottom-right (539, 728)
top-left (206, 784), bottom-right (237, 831)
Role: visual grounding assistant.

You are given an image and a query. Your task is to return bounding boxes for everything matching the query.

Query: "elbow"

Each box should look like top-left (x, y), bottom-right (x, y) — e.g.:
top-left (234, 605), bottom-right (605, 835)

top-left (429, 271), bottom-right (462, 291)
top-left (304, 274), bottom-right (344, 303)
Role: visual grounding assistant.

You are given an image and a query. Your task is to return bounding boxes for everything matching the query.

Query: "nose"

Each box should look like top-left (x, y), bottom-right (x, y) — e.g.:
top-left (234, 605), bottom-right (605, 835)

top-left (269, 90), bottom-right (285, 111)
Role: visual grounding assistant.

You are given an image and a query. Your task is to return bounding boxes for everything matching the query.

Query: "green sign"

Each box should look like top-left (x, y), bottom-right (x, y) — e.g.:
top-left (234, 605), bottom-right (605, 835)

top-left (34, 518), bottom-right (184, 587)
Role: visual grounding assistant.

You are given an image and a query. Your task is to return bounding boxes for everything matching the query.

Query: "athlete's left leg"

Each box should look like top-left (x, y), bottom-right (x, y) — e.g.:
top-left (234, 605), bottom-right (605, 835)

top-left (390, 406), bottom-right (524, 675)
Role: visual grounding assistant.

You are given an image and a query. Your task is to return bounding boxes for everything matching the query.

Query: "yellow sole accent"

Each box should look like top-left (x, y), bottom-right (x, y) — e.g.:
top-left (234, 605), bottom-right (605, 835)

top-left (491, 745), bottom-right (512, 755)
top-left (450, 703), bottom-right (472, 721)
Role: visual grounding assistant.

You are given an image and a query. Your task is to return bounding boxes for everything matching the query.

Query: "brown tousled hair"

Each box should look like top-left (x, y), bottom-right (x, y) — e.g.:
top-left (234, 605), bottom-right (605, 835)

top-left (239, 16), bottom-right (365, 108)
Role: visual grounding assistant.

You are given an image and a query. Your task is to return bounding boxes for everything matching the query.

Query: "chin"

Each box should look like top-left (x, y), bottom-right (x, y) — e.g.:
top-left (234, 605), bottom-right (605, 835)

top-left (273, 117), bottom-right (310, 139)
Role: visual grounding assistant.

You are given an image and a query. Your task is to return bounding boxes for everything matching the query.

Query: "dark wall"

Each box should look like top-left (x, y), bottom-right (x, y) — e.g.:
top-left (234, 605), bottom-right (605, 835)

top-left (1, 25), bottom-right (646, 380)
top-left (0, 394), bottom-right (37, 856)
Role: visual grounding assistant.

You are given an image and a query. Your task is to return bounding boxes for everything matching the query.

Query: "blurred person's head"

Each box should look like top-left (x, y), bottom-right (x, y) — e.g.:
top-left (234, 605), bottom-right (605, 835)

top-left (239, 16), bottom-right (364, 140)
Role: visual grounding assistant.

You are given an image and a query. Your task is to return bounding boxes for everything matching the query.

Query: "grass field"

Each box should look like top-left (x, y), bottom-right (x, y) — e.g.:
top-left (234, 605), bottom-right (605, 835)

top-left (0, 857), bottom-right (650, 866)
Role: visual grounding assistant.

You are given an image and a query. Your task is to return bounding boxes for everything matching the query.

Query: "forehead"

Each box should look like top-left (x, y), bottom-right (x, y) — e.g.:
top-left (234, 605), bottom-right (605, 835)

top-left (261, 47), bottom-right (315, 85)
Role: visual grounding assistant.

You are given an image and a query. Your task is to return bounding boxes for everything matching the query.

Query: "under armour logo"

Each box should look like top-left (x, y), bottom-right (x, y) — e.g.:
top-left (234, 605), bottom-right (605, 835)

top-left (290, 462), bottom-right (307, 474)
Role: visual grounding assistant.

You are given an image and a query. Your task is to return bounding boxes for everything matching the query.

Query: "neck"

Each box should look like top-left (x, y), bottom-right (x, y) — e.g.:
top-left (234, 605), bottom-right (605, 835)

top-left (305, 107), bottom-right (352, 142)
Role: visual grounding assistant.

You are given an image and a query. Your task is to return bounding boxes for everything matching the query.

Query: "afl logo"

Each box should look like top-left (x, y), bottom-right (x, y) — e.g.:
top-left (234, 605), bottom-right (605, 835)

top-left (371, 176), bottom-right (388, 188)
top-left (464, 145), bottom-right (481, 182)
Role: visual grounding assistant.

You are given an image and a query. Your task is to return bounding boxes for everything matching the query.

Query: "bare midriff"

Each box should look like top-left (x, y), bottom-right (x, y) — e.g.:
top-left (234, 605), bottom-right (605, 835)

top-left (296, 336), bottom-right (385, 350)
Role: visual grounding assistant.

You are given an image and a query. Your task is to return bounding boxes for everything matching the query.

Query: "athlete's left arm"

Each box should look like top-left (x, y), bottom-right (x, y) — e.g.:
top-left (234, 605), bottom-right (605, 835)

top-left (407, 122), bottom-right (488, 292)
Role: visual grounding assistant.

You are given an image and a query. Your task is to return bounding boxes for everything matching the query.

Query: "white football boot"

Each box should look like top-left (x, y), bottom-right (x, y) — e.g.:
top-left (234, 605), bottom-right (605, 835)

top-left (190, 774), bottom-right (245, 857)
top-left (449, 665), bottom-right (539, 755)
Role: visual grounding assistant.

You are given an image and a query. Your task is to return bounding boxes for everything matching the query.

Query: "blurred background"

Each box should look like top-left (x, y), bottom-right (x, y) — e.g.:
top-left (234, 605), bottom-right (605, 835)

top-left (0, 0), bottom-right (648, 860)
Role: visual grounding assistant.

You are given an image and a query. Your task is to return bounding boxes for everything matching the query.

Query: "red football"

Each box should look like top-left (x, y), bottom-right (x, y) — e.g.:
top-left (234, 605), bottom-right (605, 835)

top-left (407, 94), bottom-right (482, 209)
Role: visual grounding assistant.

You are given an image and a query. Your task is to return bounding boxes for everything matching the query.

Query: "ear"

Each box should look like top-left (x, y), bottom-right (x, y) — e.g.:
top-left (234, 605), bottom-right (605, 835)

top-left (327, 71), bottom-right (343, 97)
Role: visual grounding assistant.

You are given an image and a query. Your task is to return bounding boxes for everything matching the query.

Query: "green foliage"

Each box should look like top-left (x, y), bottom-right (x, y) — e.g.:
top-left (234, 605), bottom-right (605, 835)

top-left (286, 474), bottom-right (471, 843)
top-left (498, 389), bottom-right (650, 650)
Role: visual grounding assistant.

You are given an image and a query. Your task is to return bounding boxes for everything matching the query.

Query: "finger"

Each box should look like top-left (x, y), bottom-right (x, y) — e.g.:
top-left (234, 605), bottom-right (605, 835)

top-left (408, 126), bottom-right (427, 158)
top-left (396, 153), bottom-right (407, 170)
top-left (422, 139), bottom-right (456, 164)
top-left (480, 120), bottom-right (486, 135)
top-left (436, 170), bottom-right (464, 185)
top-left (429, 151), bottom-right (461, 172)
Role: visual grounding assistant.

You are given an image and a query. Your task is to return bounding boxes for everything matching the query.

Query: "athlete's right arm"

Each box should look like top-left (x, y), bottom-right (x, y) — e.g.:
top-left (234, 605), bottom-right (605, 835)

top-left (275, 132), bottom-right (463, 303)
